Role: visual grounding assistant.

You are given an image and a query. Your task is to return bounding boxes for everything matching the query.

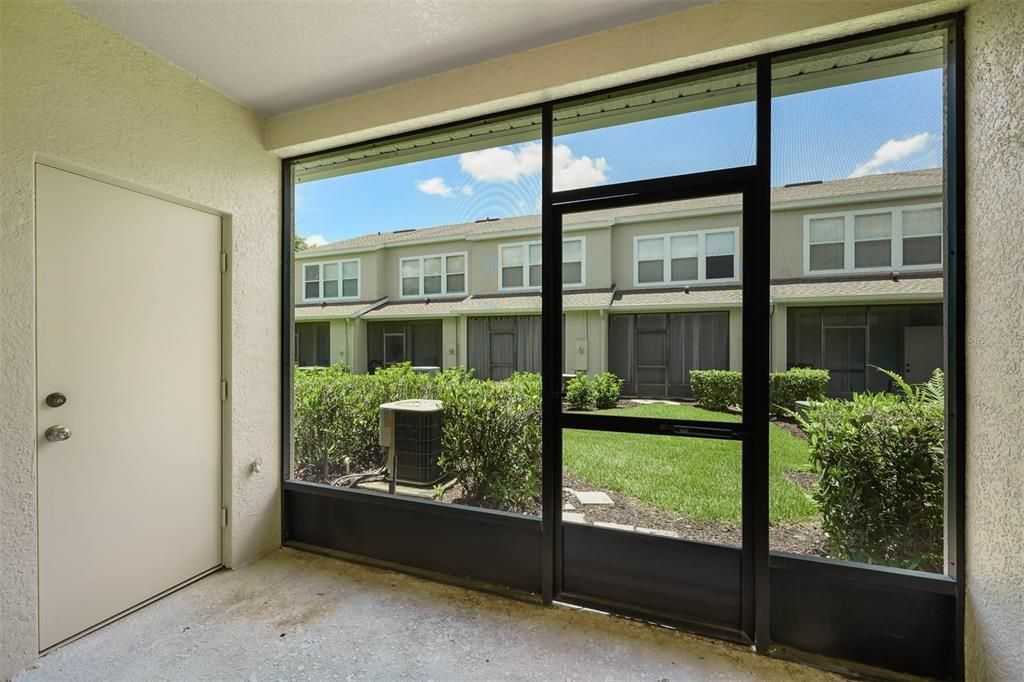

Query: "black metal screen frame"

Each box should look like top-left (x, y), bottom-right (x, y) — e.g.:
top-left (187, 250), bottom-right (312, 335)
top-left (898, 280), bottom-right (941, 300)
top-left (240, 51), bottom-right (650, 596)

top-left (543, 167), bottom-right (763, 643)
top-left (280, 14), bottom-right (966, 679)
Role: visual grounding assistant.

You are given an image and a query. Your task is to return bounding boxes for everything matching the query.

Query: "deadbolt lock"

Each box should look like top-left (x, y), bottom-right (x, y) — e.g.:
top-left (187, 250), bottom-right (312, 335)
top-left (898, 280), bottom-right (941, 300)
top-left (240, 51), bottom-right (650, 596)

top-left (45, 425), bottom-right (72, 443)
top-left (45, 392), bottom-right (67, 408)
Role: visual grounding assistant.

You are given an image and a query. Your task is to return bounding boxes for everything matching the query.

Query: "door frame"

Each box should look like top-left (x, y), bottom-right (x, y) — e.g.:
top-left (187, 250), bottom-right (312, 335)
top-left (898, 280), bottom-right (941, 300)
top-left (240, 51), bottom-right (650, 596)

top-left (33, 156), bottom-right (231, 650)
top-left (541, 164), bottom-right (768, 646)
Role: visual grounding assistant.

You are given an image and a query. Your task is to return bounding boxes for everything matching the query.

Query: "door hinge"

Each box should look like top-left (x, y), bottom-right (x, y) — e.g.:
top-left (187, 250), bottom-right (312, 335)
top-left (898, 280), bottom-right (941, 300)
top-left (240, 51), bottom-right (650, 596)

top-left (221, 508), bottom-right (229, 528)
top-left (220, 252), bottom-right (227, 273)
top-left (221, 380), bottom-right (228, 401)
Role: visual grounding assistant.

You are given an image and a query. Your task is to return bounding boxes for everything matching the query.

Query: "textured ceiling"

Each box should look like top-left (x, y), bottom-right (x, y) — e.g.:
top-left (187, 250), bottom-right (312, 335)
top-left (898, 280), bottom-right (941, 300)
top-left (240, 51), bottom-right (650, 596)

top-left (68, 0), bottom-right (709, 116)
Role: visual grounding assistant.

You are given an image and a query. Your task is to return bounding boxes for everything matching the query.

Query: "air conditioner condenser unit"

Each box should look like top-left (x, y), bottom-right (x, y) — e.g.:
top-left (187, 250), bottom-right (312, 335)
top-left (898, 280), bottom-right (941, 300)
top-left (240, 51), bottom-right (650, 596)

top-left (378, 399), bottom-right (445, 486)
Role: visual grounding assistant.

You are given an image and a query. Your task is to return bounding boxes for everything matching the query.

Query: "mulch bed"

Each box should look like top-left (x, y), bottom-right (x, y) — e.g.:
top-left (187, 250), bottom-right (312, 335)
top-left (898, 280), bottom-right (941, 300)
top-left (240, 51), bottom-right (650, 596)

top-left (562, 470), bottom-right (828, 557)
top-left (772, 417), bottom-right (808, 441)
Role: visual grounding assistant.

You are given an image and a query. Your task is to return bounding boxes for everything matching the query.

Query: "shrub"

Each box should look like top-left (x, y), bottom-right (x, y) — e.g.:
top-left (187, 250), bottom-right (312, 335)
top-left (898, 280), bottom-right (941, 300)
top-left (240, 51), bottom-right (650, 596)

top-left (797, 369), bottom-right (945, 571)
top-left (293, 363), bottom-right (438, 478)
top-left (437, 371), bottom-right (541, 511)
top-left (294, 365), bottom-right (543, 512)
top-left (689, 370), bottom-right (742, 411)
top-left (293, 365), bottom-right (355, 480)
top-left (769, 368), bottom-right (830, 417)
top-left (591, 372), bottom-right (624, 409)
top-left (564, 374), bottom-right (592, 410)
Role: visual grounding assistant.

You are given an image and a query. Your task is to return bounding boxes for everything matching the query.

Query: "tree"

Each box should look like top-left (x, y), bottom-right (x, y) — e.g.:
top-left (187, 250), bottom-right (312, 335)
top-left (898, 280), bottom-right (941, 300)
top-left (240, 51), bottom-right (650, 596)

top-left (294, 235), bottom-right (309, 251)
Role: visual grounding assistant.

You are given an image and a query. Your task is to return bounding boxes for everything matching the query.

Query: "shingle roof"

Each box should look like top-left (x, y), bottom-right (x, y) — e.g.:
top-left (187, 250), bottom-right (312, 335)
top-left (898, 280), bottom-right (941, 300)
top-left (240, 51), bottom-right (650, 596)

top-left (611, 287), bottom-right (743, 309)
top-left (299, 276), bottom-right (942, 320)
top-left (299, 169), bottom-right (942, 256)
top-left (361, 297), bottom-right (469, 318)
top-left (449, 289), bottom-right (615, 314)
top-left (607, 276), bottom-right (943, 310)
top-left (771, 276), bottom-right (943, 303)
top-left (294, 299), bottom-right (384, 319)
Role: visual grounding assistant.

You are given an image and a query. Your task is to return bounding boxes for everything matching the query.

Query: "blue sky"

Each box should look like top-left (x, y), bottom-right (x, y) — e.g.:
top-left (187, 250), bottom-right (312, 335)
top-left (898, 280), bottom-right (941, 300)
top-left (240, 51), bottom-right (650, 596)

top-left (296, 69), bottom-right (943, 246)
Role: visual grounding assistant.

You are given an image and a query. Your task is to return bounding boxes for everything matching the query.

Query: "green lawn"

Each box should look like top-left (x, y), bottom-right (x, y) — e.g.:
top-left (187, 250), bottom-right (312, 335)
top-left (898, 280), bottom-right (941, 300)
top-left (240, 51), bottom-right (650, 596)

top-left (562, 403), bottom-right (819, 525)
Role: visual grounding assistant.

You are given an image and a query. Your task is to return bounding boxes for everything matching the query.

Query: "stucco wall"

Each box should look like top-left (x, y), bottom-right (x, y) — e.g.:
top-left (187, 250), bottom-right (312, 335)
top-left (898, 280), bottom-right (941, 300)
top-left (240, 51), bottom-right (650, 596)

top-left (963, 1), bottom-right (1024, 679)
top-left (0, 1), bottom-right (280, 677)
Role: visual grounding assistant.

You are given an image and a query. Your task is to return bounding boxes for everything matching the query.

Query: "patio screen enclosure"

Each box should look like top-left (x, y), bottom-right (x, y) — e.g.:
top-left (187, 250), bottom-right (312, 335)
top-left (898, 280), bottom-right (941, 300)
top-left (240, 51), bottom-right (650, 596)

top-left (609, 312), bottom-right (730, 398)
top-left (282, 17), bottom-right (965, 680)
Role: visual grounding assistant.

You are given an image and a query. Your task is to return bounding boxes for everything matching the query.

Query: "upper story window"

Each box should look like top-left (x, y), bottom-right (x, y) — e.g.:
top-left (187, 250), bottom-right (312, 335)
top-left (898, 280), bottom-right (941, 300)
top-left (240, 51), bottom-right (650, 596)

top-left (499, 238), bottom-right (585, 290)
top-left (634, 228), bottom-right (737, 286)
top-left (400, 252), bottom-right (467, 298)
top-left (805, 204), bottom-right (942, 274)
top-left (303, 260), bottom-right (359, 301)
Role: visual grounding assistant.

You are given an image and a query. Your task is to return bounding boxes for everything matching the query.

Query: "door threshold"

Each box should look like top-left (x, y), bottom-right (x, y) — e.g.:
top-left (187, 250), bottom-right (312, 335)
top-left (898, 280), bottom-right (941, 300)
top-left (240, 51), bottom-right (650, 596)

top-left (39, 565), bottom-right (223, 655)
top-left (555, 591), bottom-right (753, 648)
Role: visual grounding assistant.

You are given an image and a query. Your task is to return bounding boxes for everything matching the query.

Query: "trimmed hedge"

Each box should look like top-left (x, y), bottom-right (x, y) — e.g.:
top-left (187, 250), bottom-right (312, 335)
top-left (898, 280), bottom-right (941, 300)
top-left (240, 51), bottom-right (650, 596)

top-left (769, 368), bottom-right (830, 416)
top-left (591, 372), bottom-right (624, 409)
top-left (689, 368), bottom-right (830, 415)
top-left (436, 371), bottom-right (541, 510)
top-left (689, 370), bottom-right (742, 411)
top-left (293, 364), bottom-right (541, 512)
top-left (798, 370), bottom-right (945, 571)
top-left (564, 371), bottom-right (624, 410)
top-left (564, 374), bottom-right (592, 411)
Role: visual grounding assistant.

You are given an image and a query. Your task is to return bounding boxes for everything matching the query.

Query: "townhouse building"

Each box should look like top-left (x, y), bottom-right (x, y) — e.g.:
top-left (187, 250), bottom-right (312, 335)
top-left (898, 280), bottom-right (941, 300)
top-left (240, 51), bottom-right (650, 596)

top-left (295, 168), bottom-right (943, 398)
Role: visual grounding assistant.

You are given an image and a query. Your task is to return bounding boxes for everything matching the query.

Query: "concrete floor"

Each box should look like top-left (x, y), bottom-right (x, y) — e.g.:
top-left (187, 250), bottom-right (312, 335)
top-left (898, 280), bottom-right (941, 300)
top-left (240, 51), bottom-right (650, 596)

top-left (20, 548), bottom-right (838, 681)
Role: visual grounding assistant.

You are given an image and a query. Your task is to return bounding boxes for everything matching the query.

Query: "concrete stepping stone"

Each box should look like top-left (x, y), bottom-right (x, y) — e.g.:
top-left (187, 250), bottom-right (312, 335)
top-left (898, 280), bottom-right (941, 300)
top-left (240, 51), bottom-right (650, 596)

top-left (594, 521), bottom-right (634, 532)
top-left (635, 527), bottom-right (681, 538)
top-left (563, 512), bottom-right (587, 524)
top-left (562, 503), bottom-right (576, 511)
top-left (573, 490), bottom-right (614, 506)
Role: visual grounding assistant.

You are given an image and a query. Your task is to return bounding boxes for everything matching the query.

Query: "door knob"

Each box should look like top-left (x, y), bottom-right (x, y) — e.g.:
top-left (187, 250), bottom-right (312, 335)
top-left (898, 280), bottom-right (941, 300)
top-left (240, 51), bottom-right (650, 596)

top-left (45, 425), bottom-right (71, 443)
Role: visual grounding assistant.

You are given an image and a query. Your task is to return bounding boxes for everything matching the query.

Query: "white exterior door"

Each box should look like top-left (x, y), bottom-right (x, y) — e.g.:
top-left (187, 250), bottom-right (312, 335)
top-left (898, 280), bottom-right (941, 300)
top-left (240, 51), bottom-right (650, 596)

top-left (35, 164), bottom-right (223, 650)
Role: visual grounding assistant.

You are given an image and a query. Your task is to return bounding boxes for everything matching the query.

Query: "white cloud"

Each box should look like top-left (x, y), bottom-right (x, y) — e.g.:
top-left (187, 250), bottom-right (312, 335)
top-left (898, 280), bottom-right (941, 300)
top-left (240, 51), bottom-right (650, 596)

top-left (459, 144), bottom-right (540, 182)
top-left (458, 141), bottom-right (608, 191)
top-left (552, 144), bottom-right (609, 191)
top-left (416, 177), bottom-right (453, 197)
top-left (848, 133), bottom-right (931, 178)
top-left (460, 185), bottom-right (474, 197)
top-left (302, 234), bottom-right (328, 247)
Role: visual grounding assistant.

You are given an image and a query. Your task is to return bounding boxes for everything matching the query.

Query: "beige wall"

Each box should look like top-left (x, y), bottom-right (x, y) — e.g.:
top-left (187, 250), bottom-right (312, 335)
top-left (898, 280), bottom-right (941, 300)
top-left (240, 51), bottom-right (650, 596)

top-left (964, 1), bottom-right (1024, 679)
top-left (350, 319), bottom-right (369, 374)
top-left (329, 319), bottom-right (348, 367)
top-left (470, 238), bottom-right (503, 295)
top-left (728, 309), bottom-right (744, 371)
top-left (563, 311), bottom-right (607, 375)
top-left (0, 1), bottom-right (280, 677)
top-left (771, 305), bottom-right (789, 372)
top-left (442, 318), bottom-right (459, 369)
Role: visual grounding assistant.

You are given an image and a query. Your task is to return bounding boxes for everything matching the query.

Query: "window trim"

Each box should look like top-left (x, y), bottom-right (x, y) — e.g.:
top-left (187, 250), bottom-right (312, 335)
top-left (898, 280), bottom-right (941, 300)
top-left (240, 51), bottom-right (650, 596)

top-left (302, 258), bottom-right (360, 302)
top-left (498, 237), bottom-right (586, 291)
top-left (631, 227), bottom-right (739, 288)
top-left (803, 203), bottom-right (943, 275)
top-left (398, 251), bottom-right (469, 299)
